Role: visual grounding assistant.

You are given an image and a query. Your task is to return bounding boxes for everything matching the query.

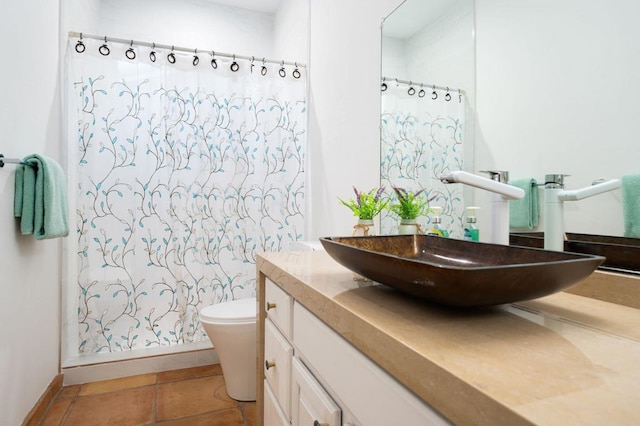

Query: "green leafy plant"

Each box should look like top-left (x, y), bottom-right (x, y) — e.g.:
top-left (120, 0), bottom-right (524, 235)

top-left (389, 187), bottom-right (432, 220)
top-left (339, 187), bottom-right (387, 220)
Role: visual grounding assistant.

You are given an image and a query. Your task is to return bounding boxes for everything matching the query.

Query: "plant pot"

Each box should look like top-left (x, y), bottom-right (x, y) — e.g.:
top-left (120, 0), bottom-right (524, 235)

top-left (353, 219), bottom-right (375, 236)
top-left (398, 219), bottom-right (420, 235)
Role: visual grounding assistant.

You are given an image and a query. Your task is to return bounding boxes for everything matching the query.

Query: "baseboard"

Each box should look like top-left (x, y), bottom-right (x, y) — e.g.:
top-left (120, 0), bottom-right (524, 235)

top-left (22, 374), bottom-right (63, 426)
top-left (62, 348), bottom-right (218, 385)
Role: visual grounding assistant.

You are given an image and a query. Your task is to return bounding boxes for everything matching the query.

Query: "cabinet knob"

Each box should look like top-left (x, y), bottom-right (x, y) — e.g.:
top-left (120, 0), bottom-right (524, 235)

top-left (313, 421), bottom-right (329, 426)
top-left (266, 302), bottom-right (277, 311)
top-left (265, 360), bottom-right (276, 370)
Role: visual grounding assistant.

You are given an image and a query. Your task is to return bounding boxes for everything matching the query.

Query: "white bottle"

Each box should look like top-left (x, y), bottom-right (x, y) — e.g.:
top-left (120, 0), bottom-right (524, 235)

top-left (463, 206), bottom-right (480, 242)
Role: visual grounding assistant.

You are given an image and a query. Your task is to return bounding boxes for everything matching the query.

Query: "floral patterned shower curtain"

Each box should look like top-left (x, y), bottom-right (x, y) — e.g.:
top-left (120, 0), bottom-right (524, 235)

top-left (67, 40), bottom-right (306, 355)
top-left (380, 83), bottom-right (466, 237)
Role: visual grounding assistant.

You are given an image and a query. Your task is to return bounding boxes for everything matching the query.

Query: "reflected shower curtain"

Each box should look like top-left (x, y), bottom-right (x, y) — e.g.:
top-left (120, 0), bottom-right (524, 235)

top-left (67, 40), bottom-right (306, 354)
top-left (380, 84), bottom-right (466, 237)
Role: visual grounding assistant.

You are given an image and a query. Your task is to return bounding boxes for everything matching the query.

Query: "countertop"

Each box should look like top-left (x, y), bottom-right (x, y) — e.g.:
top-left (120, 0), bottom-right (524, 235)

top-left (257, 250), bottom-right (640, 425)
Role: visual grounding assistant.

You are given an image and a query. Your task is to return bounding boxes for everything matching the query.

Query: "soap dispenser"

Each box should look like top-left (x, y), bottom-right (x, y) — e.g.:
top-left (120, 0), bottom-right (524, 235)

top-left (463, 206), bottom-right (480, 242)
top-left (427, 206), bottom-right (449, 237)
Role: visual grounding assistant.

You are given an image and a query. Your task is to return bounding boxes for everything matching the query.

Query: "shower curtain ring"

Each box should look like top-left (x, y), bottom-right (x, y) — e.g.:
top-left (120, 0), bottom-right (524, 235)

top-left (230, 54), bottom-right (239, 72)
top-left (293, 62), bottom-right (301, 79)
top-left (99, 36), bottom-right (110, 56)
top-left (445, 87), bottom-right (451, 102)
top-left (458, 88), bottom-right (462, 103)
top-left (408, 81), bottom-right (416, 96)
top-left (418, 83), bottom-right (425, 98)
top-left (125, 40), bottom-right (136, 60)
top-left (75, 33), bottom-right (86, 53)
top-left (192, 48), bottom-right (199, 66)
top-left (167, 46), bottom-right (176, 64)
top-left (431, 85), bottom-right (438, 100)
top-left (149, 43), bottom-right (157, 62)
top-left (279, 60), bottom-right (286, 78)
top-left (211, 51), bottom-right (218, 69)
top-left (261, 57), bottom-right (267, 76)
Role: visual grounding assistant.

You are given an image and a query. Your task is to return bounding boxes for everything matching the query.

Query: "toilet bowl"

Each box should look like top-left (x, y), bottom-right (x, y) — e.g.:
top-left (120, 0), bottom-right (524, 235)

top-left (200, 297), bottom-right (257, 401)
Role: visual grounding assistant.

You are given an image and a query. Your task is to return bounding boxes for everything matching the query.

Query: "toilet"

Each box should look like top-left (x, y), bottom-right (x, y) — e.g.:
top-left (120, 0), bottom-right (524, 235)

top-left (200, 297), bottom-right (257, 401)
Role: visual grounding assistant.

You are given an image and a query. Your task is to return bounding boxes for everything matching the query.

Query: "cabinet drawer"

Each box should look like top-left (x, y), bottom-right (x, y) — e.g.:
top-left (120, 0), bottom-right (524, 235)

top-left (266, 278), bottom-right (293, 339)
top-left (265, 318), bottom-right (293, 420)
top-left (293, 302), bottom-right (450, 426)
top-left (292, 356), bottom-right (341, 426)
top-left (264, 379), bottom-right (289, 426)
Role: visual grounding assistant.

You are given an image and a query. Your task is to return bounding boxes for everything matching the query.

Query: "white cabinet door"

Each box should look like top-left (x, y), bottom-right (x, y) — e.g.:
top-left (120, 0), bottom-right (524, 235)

top-left (264, 380), bottom-right (290, 426)
top-left (265, 318), bottom-right (294, 420)
top-left (291, 357), bottom-right (341, 426)
top-left (266, 278), bottom-right (293, 338)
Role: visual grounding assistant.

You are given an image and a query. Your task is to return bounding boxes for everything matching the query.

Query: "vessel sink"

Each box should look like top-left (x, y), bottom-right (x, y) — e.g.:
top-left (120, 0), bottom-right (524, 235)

top-left (320, 235), bottom-right (604, 307)
top-left (510, 232), bottom-right (640, 274)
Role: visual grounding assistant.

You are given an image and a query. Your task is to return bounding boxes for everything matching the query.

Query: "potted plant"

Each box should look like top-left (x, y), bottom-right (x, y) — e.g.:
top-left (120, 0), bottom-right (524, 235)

top-left (339, 186), bottom-right (387, 236)
top-left (389, 187), bottom-right (432, 234)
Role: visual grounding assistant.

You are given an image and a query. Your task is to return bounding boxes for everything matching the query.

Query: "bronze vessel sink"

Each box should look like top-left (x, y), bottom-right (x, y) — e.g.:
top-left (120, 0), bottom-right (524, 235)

top-left (320, 235), bottom-right (604, 307)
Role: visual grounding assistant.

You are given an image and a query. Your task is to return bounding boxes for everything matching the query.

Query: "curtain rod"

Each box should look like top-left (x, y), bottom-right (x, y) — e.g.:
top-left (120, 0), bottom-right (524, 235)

top-left (68, 31), bottom-right (306, 68)
top-left (382, 76), bottom-right (466, 96)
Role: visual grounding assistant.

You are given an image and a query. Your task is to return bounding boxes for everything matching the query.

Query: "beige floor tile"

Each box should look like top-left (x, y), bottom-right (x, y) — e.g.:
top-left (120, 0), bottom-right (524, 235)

top-left (157, 407), bottom-right (243, 425)
top-left (55, 385), bottom-right (81, 400)
top-left (39, 399), bottom-right (72, 426)
top-left (241, 401), bottom-right (257, 426)
top-left (157, 364), bottom-right (222, 383)
top-left (156, 375), bottom-right (237, 421)
top-left (78, 373), bottom-right (157, 396)
top-left (64, 386), bottom-right (155, 426)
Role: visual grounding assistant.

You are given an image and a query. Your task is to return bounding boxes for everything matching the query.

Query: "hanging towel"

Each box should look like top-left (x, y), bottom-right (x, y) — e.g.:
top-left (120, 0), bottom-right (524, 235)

top-left (509, 178), bottom-right (539, 229)
top-left (622, 175), bottom-right (640, 238)
top-left (14, 154), bottom-right (69, 240)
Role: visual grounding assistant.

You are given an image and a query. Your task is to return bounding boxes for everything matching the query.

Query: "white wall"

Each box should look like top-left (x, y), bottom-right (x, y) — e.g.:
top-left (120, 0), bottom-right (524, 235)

top-left (273, 0), bottom-right (309, 62)
top-left (475, 0), bottom-right (640, 237)
top-left (66, 0), bottom-right (276, 57)
top-left (307, 0), bottom-right (403, 239)
top-left (0, 1), bottom-right (63, 424)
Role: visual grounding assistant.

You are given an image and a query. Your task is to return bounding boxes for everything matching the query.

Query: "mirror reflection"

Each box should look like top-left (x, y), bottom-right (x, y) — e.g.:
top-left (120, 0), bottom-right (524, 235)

top-left (473, 0), bottom-right (640, 241)
top-left (380, 0), bottom-right (475, 238)
top-left (383, 0), bottom-right (640, 249)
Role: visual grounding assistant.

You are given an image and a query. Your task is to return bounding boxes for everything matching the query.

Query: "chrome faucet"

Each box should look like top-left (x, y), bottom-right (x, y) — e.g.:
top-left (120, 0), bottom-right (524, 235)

top-left (543, 174), bottom-right (621, 251)
top-left (440, 170), bottom-right (525, 245)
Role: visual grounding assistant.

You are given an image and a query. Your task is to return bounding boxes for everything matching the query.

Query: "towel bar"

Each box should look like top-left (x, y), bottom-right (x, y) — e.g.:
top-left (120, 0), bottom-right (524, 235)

top-left (0, 154), bottom-right (36, 168)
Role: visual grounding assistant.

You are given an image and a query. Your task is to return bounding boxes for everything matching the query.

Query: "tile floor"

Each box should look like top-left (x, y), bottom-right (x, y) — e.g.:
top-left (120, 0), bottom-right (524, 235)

top-left (38, 364), bottom-right (257, 426)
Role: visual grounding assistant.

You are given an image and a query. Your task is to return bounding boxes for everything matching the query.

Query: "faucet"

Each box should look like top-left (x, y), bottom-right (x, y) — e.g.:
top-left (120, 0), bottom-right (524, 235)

top-left (543, 174), bottom-right (621, 251)
top-left (440, 170), bottom-right (525, 245)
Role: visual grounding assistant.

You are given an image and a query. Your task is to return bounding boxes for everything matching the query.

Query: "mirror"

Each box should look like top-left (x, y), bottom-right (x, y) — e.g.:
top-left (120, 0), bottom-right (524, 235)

top-left (380, 0), bottom-right (475, 238)
top-left (383, 0), bottom-right (640, 240)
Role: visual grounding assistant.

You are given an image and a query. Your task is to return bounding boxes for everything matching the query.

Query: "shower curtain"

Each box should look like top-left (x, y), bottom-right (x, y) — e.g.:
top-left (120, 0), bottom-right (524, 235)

top-left (380, 83), bottom-right (466, 237)
top-left (66, 39), bottom-right (306, 355)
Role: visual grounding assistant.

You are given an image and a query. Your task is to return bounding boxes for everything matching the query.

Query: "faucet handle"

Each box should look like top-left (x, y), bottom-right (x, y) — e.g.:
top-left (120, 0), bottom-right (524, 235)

top-left (545, 174), bottom-right (570, 188)
top-left (480, 170), bottom-right (509, 183)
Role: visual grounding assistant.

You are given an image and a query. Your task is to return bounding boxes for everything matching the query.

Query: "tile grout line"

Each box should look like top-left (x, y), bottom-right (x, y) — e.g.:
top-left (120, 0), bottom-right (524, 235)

top-left (152, 373), bottom-right (159, 425)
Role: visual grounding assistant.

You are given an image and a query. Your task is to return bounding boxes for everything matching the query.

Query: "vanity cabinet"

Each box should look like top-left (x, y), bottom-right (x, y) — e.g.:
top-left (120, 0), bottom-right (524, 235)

top-left (260, 278), bottom-right (448, 426)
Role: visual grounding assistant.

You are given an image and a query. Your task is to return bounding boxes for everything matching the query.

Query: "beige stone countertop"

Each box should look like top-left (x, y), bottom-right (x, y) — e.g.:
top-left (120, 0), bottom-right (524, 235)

top-left (257, 250), bottom-right (640, 426)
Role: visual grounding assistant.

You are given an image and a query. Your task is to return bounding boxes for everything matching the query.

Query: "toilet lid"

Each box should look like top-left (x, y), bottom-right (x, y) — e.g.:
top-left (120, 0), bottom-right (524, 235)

top-left (200, 298), bottom-right (256, 323)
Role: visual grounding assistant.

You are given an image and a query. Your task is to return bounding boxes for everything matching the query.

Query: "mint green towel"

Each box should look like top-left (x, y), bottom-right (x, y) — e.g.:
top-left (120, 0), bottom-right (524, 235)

top-left (509, 178), bottom-right (539, 229)
top-left (622, 175), bottom-right (640, 238)
top-left (14, 154), bottom-right (69, 240)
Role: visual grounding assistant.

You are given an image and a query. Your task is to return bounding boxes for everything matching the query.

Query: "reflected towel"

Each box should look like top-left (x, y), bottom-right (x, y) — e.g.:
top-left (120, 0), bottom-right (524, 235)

top-left (14, 154), bottom-right (69, 240)
top-left (509, 178), bottom-right (539, 229)
top-left (622, 175), bottom-right (640, 238)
